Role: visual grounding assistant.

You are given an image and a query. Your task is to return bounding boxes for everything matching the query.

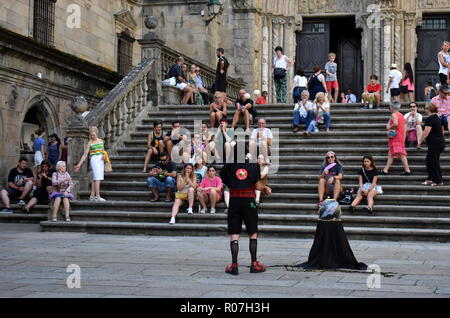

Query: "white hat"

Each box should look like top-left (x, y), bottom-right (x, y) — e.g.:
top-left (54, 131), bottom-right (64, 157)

top-left (391, 63), bottom-right (398, 69)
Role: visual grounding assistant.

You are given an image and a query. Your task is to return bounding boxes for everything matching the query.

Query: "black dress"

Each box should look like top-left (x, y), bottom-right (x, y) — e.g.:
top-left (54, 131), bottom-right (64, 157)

top-left (296, 221), bottom-right (367, 270)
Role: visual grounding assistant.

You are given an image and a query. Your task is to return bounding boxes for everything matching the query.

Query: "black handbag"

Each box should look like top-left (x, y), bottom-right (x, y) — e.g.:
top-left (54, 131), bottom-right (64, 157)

top-left (274, 67), bottom-right (287, 80)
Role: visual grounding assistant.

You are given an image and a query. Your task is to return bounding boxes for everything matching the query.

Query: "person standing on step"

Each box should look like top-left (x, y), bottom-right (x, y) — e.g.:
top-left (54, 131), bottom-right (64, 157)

top-left (349, 156), bottom-right (381, 215)
top-left (380, 102), bottom-right (412, 176)
top-left (214, 48), bottom-right (231, 103)
top-left (220, 157), bottom-right (266, 275)
top-left (437, 41), bottom-right (450, 85)
top-left (47, 133), bottom-right (61, 167)
top-left (317, 151), bottom-right (344, 206)
top-left (273, 46), bottom-right (293, 103)
top-left (308, 66), bottom-right (328, 101)
top-left (400, 63), bottom-right (415, 103)
top-left (325, 53), bottom-right (339, 103)
top-left (147, 152), bottom-right (177, 202)
top-left (74, 126), bottom-right (107, 202)
top-left (170, 163), bottom-right (198, 224)
top-left (418, 103), bottom-right (446, 187)
top-left (143, 120), bottom-right (165, 173)
top-left (386, 64), bottom-right (403, 102)
top-left (33, 128), bottom-right (46, 170)
top-left (293, 69), bottom-right (308, 104)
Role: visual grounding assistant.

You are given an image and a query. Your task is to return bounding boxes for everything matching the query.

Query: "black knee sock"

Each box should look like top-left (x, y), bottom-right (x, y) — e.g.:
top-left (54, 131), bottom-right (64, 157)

top-left (249, 239), bottom-right (257, 263)
top-left (230, 240), bottom-right (239, 264)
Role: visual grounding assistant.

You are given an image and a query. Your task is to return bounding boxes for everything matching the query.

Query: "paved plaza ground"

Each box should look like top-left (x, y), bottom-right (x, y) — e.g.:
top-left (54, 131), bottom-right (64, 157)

top-left (0, 223), bottom-right (449, 298)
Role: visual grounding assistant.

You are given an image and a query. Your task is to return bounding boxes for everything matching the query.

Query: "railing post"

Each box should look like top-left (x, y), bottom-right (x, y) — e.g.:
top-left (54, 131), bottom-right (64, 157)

top-left (67, 96), bottom-right (90, 195)
top-left (138, 16), bottom-right (165, 107)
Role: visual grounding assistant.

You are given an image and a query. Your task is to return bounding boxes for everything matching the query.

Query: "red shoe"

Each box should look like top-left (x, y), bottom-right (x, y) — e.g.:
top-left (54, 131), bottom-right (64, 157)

top-left (225, 263), bottom-right (239, 275)
top-left (250, 261), bottom-right (267, 273)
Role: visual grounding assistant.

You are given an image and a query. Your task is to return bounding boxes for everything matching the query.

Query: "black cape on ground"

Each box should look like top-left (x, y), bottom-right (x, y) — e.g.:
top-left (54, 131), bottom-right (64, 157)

top-left (296, 221), bottom-right (367, 270)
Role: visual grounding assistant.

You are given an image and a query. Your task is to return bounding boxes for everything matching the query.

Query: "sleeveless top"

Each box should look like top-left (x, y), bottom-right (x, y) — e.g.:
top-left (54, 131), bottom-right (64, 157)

top-left (438, 51), bottom-right (450, 75)
top-left (274, 55), bottom-right (288, 69)
top-left (89, 140), bottom-right (104, 157)
top-left (150, 131), bottom-right (164, 148)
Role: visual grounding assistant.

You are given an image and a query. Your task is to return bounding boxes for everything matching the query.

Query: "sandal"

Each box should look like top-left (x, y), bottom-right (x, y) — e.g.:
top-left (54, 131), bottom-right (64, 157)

top-left (150, 198), bottom-right (159, 202)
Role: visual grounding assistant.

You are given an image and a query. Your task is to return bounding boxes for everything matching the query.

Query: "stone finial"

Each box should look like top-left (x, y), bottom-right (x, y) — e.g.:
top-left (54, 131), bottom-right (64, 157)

top-left (144, 16), bottom-right (158, 30)
top-left (68, 96), bottom-right (89, 127)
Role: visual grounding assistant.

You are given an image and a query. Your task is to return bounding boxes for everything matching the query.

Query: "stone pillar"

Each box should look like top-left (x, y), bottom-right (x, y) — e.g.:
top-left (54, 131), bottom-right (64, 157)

top-left (66, 97), bottom-right (90, 196)
top-left (382, 13), bottom-right (395, 102)
top-left (356, 14), bottom-right (372, 88)
top-left (271, 17), bottom-right (282, 103)
top-left (404, 13), bottom-right (419, 71)
top-left (261, 18), bottom-right (270, 93)
top-left (138, 16), bottom-right (165, 107)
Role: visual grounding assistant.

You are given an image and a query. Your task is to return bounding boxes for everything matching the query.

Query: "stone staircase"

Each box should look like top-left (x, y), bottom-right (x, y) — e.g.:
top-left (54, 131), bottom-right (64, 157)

top-left (6, 102), bottom-right (450, 241)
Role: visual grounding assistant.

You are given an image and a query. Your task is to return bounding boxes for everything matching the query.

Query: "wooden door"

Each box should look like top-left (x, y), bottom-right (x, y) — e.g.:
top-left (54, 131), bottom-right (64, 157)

top-left (416, 16), bottom-right (450, 101)
top-left (337, 37), bottom-right (363, 97)
top-left (296, 20), bottom-right (330, 77)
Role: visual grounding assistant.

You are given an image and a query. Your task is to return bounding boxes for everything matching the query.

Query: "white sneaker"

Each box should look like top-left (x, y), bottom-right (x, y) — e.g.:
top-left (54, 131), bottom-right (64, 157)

top-left (169, 217), bottom-right (176, 224)
top-left (210, 208), bottom-right (216, 214)
top-left (96, 197), bottom-right (106, 202)
top-left (200, 208), bottom-right (207, 214)
top-left (89, 196), bottom-right (97, 202)
top-left (187, 208), bottom-right (193, 214)
top-left (18, 200), bottom-right (26, 206)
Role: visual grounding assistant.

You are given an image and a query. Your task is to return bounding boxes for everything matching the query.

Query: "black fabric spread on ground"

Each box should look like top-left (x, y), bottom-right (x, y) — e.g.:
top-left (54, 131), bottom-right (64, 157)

top-left (295, 221), bottom-right (368, 271)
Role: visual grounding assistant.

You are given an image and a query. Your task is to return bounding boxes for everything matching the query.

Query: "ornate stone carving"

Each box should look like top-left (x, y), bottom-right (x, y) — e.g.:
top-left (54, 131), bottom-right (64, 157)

top-left (418, 0), bottom-right (450, 8)
top-left (378, 0), bottom-right (395, 8)
top-left (294, 14), bottom-right (303, 32)
top-left (338, 0), bottom-right (363, 12)
top-left (309, 0), bottom-right (336, 13)
top-left (232, 0), bottom-right (252, 10)
top-left (69, 96), bottom-right (89, 127)
top-left (7, 85), bottom-right (18, 110)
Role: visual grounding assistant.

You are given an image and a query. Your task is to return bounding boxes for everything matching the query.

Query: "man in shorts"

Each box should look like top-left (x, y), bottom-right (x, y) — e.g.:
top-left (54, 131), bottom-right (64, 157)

top-left (219, 158), bottom-right (266, 275)
top-left (386, 64), bottom-right (402, 102)
top-left (167, 57), bottom-right (194, 105)
top-left (1, 158), bottom-right (35, 213)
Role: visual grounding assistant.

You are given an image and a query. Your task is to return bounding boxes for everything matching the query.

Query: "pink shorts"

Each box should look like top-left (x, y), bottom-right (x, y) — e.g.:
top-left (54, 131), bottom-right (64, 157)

top-left (326, 81), bottom-right (339, 91)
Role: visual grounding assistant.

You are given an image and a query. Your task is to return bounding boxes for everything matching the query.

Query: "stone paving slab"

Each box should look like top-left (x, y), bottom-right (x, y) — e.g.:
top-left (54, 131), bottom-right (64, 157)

top-left (0, 224), bottom-right (449, 298)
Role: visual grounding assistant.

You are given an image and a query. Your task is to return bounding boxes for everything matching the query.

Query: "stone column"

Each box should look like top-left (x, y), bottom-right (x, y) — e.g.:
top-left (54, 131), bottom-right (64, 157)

top-left (356, 14), bottom-right (371, 88)
top-left (382, 12), bottom-right (395, 102)
top-left (271, 17), bottom-right (282, 103)
top-left (404, 13), bottom-right (419, 71)
top-left (138, 16), bottom-right (165, 107)
top-left (261, 17), bottom-right (270, 93)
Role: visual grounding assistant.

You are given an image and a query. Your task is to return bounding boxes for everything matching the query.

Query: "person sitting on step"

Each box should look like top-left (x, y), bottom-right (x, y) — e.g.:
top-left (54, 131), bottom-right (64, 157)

top-left (404, 102), bottom-right (424, 149)
top-left (293, 90), bottom-right (314, 133)
top-left (143, 120), bottom-right (165, 173)
top-left (147, 152), bottom-right (177, 202)
top-left (317, 151), bottom-right (344, 206)
top-left (305, 92), bottom-right (331, 135)
top-left (0, 158), bottom-right (35, 214)
top-left (255, 154), bottom-right (272, 206)
top-left (349, 156), bottom-right (381, 215)
top-left (231, 89), bottom-right (256, 132)
top-left (197, 165), bottom-right (223, 214)
top-left (23, 160), bottom-right (53, 213)
top-left (50, 161), bottom-right (74, 222)
top-left (170, 163), bottom-right (198, 224)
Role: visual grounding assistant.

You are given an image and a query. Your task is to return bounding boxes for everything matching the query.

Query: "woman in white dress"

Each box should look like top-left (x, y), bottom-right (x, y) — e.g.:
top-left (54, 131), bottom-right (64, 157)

top-left (74, 126), bottom-right (107, 201)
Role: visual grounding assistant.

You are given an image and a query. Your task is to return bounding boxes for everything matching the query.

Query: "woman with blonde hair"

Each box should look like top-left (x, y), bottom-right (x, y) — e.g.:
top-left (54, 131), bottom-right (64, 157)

top-left (74, 126), bottom-right (108, 201)
top-left (438, 41), bottom-right (450, 85)
top-left (169, 163), bottom-right (198, 224)
top-left (305, 92), bottom-right (331, 135)
top-left (50, 161), bottom-right (74, 222)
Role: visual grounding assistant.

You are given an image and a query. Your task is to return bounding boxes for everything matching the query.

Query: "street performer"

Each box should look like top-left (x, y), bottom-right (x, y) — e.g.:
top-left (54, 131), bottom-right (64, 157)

top-left (219, 154), bottom-right (267, 275)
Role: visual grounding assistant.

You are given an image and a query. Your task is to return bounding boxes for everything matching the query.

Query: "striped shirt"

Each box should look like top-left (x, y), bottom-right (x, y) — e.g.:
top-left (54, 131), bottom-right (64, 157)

top-left (89, 141), bottom-right (104, 157)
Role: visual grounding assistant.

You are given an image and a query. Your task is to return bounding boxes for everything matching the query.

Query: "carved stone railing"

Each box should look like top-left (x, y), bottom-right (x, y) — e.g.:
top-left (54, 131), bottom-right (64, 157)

top-left (159, 45), bottom-right (244, 101)
top-left (66, 59), bottom-right (156, 192)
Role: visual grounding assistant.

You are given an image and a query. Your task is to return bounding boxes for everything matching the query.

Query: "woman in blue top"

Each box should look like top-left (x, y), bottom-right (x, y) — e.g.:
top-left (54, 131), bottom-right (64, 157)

top-left (47, 134), bottom-right (61, 166)
top-left (308, 66), bottom-right (328, 101)
top-left (33, 128), bottom-right (46, 167)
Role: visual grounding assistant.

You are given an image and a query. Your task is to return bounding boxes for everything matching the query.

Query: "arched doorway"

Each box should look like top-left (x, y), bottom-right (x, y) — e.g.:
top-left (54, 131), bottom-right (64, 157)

top-left (20, 95), bottom-right (59, 156)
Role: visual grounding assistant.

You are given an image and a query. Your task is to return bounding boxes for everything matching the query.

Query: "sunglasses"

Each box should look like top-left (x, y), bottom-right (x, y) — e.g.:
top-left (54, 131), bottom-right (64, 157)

top-left (327, 156), bottom-right (335, 159)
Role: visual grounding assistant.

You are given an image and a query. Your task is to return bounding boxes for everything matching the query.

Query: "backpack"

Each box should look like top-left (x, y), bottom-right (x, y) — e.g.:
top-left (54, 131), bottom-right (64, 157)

top-left (318, 199), bottom-right (342, 220)
top-left (429, 88), bottom-right (437, 99)
top-left (307, 75), bottom-right (316, 92)
top-left (338, 188), bottom-right (355, 206)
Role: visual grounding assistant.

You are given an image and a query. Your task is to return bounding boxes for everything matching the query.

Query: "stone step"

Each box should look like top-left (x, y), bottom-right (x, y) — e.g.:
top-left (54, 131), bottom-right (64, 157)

top-left (99, 181), bottom-right (450, 195)
top-left (104, 163), bottom-right (445, 175)
top-left (40, 220), bottom-right (450, 242)
top-left (69, 200), bottom-right (450, 217)
top-left (100, 172), bottom-right (437, 186)
top-left (67, 210), bottom-right (450, 230)
top-left (77, 190), bottom-right (449, 206)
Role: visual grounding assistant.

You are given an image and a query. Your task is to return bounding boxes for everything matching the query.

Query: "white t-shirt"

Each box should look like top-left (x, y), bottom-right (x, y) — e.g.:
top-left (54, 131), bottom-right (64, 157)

top-left (389, 69), bottom-right (403, 89)
top-left (313, 102), bottom-right (330, 115)
top-left (404, 112), bottom-right (423, 131)
top-left (251, 128), bottom-right (273, 140)
top-left (274, 55), bottom-right (288, 69)
top-left (297, 100), bottom-right (314, 117)
top-left (438, 51), bottom-right (450, 75)
top-left (294, 75), bottom-right (308, 87)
